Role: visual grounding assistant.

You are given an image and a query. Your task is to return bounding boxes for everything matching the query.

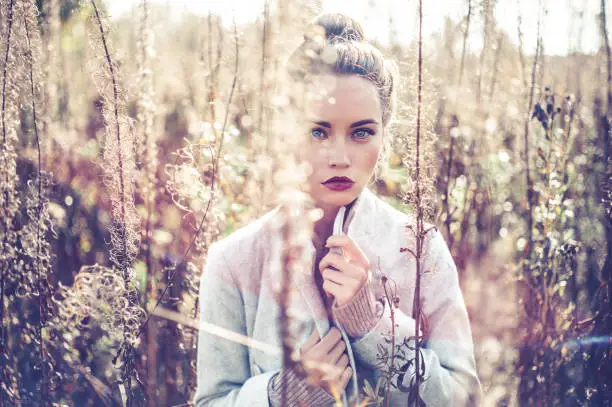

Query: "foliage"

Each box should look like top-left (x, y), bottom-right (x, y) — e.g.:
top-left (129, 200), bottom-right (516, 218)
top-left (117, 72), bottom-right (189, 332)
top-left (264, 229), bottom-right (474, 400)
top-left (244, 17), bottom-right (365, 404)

top-left (0, 0), bottom-right (610, 406)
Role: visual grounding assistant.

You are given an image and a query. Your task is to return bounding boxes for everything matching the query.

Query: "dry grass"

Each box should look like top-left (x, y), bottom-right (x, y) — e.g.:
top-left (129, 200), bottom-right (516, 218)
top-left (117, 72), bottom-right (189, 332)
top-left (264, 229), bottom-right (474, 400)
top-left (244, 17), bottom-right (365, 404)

top-left (0, 1), bottom-right (609, 406)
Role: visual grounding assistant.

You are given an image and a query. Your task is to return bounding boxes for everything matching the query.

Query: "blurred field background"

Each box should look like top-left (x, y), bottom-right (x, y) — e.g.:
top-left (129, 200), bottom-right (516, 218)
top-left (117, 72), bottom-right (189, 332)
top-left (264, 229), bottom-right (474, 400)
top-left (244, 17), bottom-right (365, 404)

top-left (0, 0), bottom-right (611, 406)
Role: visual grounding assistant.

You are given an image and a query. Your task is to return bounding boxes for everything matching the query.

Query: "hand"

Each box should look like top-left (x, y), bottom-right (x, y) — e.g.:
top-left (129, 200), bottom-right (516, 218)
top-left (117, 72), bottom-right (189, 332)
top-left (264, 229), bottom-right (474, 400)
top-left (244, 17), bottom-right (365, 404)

top-left (319, 235), bottom-right (370, 307)
top-left (299, 327), bottom-right (353, 396)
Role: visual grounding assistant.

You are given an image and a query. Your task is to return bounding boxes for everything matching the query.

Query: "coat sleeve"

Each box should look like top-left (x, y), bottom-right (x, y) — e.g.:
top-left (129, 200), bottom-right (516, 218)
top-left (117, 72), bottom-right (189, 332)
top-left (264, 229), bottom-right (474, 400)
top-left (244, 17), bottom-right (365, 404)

top-left (193, 241), bottom-right (277, 407)
top-left (349, 229), bottom-right (482, 406)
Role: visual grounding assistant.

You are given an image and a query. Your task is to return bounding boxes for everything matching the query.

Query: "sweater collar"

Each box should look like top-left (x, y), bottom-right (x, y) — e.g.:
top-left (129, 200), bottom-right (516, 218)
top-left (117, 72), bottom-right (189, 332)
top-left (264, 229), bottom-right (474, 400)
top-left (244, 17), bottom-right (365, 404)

top-left (343, 186), bottom-right (374, 238)
top-left (301, 186), bottom-right (375, 272)
top-left (295, 187), bottom-right (376, 402)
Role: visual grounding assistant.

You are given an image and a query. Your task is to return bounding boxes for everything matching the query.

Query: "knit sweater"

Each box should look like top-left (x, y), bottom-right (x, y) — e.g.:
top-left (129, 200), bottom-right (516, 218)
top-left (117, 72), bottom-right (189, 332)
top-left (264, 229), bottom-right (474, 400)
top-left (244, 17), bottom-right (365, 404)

top-left (194, 187), bottom-right (481, 406)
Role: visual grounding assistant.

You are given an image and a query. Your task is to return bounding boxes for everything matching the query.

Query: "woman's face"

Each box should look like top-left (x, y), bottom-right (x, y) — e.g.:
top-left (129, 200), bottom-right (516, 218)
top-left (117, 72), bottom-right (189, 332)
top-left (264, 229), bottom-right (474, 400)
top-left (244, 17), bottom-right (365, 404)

top-left (300, 74), bottom-right (383, 213)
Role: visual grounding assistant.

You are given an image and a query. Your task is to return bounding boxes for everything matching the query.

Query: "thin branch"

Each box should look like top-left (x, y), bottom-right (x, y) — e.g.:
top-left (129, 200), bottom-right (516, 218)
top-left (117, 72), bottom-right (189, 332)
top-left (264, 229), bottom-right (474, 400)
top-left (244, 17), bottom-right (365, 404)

top-left (476, 0), bottom-right (490, 102)
top-left (602, 0), bottom-right (612, 113)
top-left (90, 2), bottom-right (140, 404)
top-left (212, 15), bottom-right (239, 187)
top-left (150, 306), bottom-right (282, 356)
top-left (382, 276), bottom-right (396, 407)
top-left (132, 13), bottom-right (239, 345)
top-left (517, 0), bottom-right (527, 91)
top-left (524, 4), bottom-right (541, 260)
top-left (23, 5), bottom-right (49, 404)
top-left (457, 0), bottom-right (471, 86)
top-left (279, 207), bottom-right (293, 407)
top-left (1, 0), bottom-right (15, 146)
top-left (443, 135), bottom-right (454, 249)
top-left (132, 146), bottom-right (216, 341)
top-left (518, 2), bottom-right (542, 401)
top-left (411, 1), bottom-right (425, 405)
top-left (0, 1), bottom-right (16, 389)
top-left (91, 0), bottom-right (129, 275)
top-left (258, 0), bottom-right (270, 135)
top-left (489, 33), bottom-right (503, 102)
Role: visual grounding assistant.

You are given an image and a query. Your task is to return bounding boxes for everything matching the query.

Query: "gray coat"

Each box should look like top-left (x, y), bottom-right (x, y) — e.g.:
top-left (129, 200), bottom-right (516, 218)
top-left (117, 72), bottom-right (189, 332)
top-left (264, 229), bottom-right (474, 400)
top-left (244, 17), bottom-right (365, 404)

top-left (194, 187), bottom-right (481, 406)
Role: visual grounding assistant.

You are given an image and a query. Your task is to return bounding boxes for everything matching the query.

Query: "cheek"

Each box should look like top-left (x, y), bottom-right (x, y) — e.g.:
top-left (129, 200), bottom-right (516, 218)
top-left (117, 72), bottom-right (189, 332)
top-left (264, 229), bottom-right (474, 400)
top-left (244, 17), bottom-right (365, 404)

top-left (301, 145), bottom-right (323, 177)
top-left (365, 148), bottom-right (379, 167)
top-left (360, 143), bottom-right (381, 171)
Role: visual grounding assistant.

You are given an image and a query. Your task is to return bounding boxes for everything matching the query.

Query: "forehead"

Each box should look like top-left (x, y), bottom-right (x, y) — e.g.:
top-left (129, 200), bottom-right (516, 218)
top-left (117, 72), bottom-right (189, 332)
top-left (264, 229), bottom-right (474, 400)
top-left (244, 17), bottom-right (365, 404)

top-left (306, 74), bottom-right (381, 122)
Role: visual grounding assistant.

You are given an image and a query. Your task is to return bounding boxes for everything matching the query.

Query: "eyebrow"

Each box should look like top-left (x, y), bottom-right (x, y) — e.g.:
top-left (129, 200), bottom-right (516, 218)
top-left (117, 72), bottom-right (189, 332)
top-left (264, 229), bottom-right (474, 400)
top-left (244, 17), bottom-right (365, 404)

top-left (312, 119), bottom-right (379, 128)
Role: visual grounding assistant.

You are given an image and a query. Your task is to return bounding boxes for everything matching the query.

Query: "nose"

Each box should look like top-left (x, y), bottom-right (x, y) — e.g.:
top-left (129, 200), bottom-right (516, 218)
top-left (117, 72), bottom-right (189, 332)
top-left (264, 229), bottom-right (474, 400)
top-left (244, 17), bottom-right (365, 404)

top-left (328, 139), bottom-right (350, 168)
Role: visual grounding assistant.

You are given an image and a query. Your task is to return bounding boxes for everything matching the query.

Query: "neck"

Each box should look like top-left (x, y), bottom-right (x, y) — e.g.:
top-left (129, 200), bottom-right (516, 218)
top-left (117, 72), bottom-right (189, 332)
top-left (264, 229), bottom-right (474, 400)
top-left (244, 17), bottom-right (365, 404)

top-left (312, 203), bottom-right (338, 251)
top-left (311, 197), bottom-right (358, 250)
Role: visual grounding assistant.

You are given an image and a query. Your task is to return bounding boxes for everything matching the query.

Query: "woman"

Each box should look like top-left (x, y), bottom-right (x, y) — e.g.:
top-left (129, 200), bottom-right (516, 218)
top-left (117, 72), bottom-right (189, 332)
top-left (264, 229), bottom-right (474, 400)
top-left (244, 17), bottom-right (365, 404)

top-left (195, 13), bottom-right (481, 407)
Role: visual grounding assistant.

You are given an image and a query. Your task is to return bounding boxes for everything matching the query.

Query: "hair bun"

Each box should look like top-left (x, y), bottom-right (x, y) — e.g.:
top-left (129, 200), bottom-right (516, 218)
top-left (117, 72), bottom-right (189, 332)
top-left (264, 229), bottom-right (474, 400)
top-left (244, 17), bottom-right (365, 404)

top-left (314, 13), bottom-right (365, 43)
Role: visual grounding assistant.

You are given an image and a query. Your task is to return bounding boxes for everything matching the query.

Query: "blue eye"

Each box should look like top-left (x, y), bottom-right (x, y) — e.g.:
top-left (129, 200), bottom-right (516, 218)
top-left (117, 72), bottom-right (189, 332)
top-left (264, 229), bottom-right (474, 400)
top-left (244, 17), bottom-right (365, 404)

top-left (311, 128), bottom-right (327, 140)
top-left (352, 128), bottom-right (375, 141)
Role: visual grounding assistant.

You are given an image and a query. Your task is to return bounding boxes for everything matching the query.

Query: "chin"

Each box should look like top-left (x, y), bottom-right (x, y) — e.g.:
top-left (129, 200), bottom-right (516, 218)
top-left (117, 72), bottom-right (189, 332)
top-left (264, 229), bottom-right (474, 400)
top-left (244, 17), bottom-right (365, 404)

top-left (315, 186), bottom-right (360, 207)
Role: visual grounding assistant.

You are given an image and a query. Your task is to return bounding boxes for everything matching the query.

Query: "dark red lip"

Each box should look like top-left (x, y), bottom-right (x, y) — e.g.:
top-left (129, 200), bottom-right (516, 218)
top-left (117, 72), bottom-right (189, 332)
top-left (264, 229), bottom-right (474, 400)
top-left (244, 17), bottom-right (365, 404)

top-left (322, 176), bottom-right (354, 184)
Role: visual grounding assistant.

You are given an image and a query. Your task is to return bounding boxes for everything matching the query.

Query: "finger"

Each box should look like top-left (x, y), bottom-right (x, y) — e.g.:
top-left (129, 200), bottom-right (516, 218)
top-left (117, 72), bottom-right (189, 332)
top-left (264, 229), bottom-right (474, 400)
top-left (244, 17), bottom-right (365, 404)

top-left (320, 254), bottom-right (363, 281)
top-left (319, 252), bottom-right (347, 273)
top-left (321, 361), bottom-right (345, 383)
top-left (325, 235), bottom-right (370, 267)
top-left (301, 329), bottom-right (320, 353)
top-left (337, 367), bottom-right (353, 392)
top-left (324, 364), bottom-right (352, 395)
top-left (321, 268), bottom-right (354, 286)
top-left (326, 338), bottom-right (346, 364)
top-left (314, 327), bottom-right (341, 354)
top-left (335, 354), bottom-right (349, 370)
top-left (321, 279), bottom-right (343, 300)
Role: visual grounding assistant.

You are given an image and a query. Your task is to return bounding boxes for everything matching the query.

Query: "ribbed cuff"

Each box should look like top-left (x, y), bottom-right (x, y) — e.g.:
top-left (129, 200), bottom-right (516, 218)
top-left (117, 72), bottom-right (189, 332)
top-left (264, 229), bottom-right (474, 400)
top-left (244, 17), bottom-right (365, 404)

top-left (332, 280), bottom-right (381, 338)
top-left (268, 368), bottom-right (336, 407)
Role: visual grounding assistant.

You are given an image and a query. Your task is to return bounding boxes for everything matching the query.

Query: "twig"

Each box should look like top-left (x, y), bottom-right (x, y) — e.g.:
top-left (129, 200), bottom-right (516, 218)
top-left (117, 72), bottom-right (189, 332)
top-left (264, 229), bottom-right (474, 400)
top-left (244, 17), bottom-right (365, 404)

top-left (91, 0), bottom-right (130, 274)
top-left (150, 305), bottom-right (281, 356)
top-left (457, 0), bottom-right (471, 86)
top-left (132, 145), bottom-right (216, 341)
top-left (256, 0), bottom-right (271, 215)
top-left (212, 15), bottom-right (239, 188)
top-left (516, 0), bottom-right (527, 91)
top-left (23, 4), bottom-right (49, 404)
top-left (602, 0), bottom-right (612, 114)
top-left (0, 4), bottom-right (16, 401)
top-left (135, 1), bottom-right (158, 404)
top-left (0, 0), bottom-right (15, 146)
top-left (518, 2), bottom-right (543, 400)
top-left (206, 12), bottom-right (224, 126)
top-left (278, 206), bottom-right (293, 407)
top-left (443, 135), bottom-right (454, 249)
top-left (523, 2), bottom-right (542, 262)
top-left (90, 2), bottom-right (140, 404)
top-left (489, 33), bottom-right (503, 102)
top-left (381, 275), bottom-right (396, 407)
top-left (257, 0), bottom-right (270, 136)
top-left (446, 0), bottom-right (471, 250)
top-left (130, 12), bottom-right (239, 347)
top-left (476, 0), bottom-right (490, 102)
top-left (410, 1), bottom-right (425, 405)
